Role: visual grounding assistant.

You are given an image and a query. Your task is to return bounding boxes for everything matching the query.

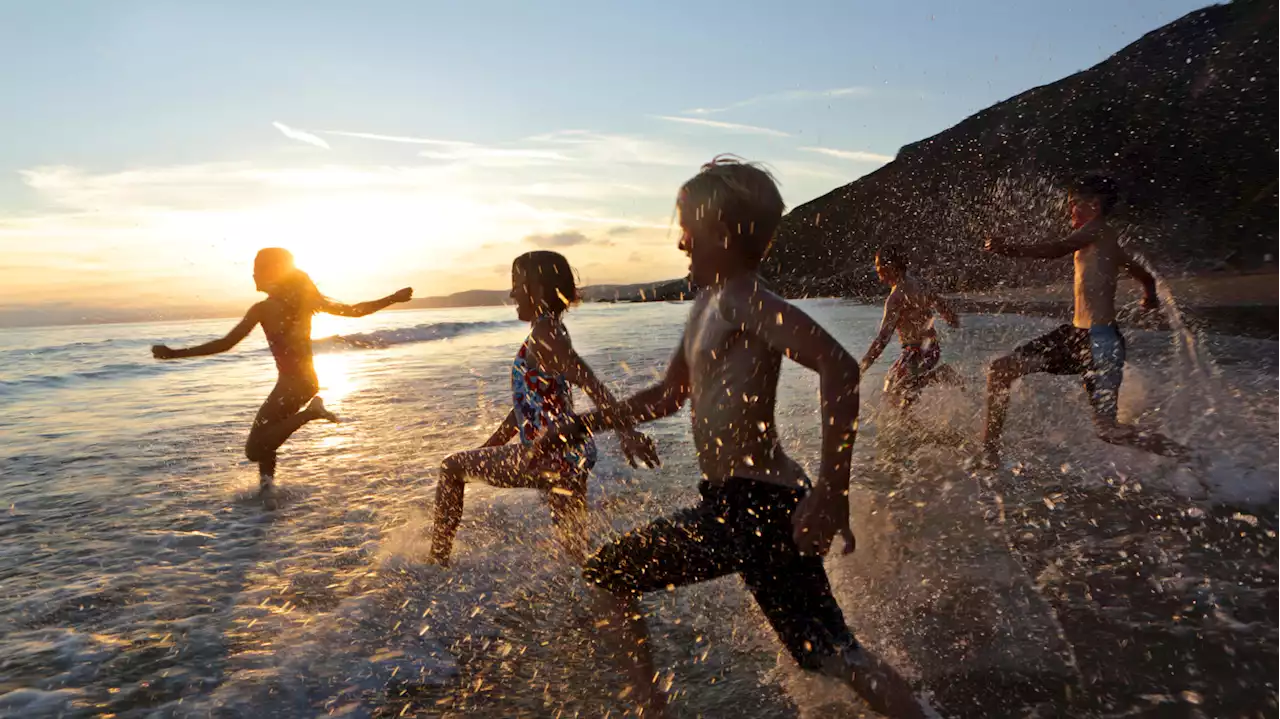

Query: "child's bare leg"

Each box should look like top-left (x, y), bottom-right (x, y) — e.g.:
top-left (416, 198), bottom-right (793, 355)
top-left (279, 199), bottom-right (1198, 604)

top-left (427, 445), bottom-right (528, 566)
top-left (429, 466), bottom-right (466, 566)
top-left (925, 363), bottom-right (963, 389)
top-left (548, 488), bottom-right (590, 565)
top-left (822, 647), bottom-right (930, 719)
top-left (1096, 421), bottom-right (1192, 461)
top-left (881, 375), bottom-right (912, 413)
top-left (592, 589), bottom-right (667, 716)
top-left (981, 355), bottom-right (1033, 466)
top-left (245, 397), bottom-right (336, 472)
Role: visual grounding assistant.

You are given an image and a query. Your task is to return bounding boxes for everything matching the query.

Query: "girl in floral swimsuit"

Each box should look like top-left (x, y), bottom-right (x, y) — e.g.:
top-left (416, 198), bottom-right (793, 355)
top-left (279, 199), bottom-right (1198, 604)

top-left (427, 251), bottom-right (659, 565)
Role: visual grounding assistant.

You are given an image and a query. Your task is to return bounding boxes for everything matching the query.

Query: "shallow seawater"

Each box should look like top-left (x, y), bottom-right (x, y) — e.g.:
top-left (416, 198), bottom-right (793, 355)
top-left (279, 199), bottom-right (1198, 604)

top-left (0, 300), bottom-right (1275, 718)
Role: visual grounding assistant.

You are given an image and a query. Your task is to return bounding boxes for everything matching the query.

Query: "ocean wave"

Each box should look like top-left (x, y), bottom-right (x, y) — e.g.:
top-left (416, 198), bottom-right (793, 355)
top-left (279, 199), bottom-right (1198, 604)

top-left (313, 320), bottom-right (519, 351)
top-left (0, 361), bottom-right (164, 394)
top-left (0, 338), bottom-right (120, 359)
top-left (1, 320), bottom-right (520, 394)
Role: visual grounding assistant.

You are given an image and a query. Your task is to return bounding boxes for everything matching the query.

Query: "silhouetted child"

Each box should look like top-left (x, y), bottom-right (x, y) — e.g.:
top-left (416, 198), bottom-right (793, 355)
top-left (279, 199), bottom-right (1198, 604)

top-left (981, 172), bottom-right (1189, 468)
top-left (151, 248), bottom-right (412, 508)
top-left (529, 158), bottom-right (931, 718)
top-left (427, 250), bottom-right (659, 566)
top-left (859, 245), bottom-right (962, 411)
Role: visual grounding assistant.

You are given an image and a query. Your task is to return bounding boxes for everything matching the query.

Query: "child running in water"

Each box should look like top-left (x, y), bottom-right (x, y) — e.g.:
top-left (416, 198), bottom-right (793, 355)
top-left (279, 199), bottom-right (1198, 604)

top-left (528, 158), bottom-right (931, 717)
top-left (981, 172), bottom-right (1190, 468)
top-left (859, 245), bottom-right (962, 410)
top-left (151, 248), bottom-right (412, 508)
top-left (427, 250), bottom-right (659, 566)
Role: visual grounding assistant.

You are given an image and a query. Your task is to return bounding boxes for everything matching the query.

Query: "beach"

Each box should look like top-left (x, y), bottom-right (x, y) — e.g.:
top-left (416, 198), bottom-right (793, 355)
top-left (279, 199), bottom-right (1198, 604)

top-left (1, 299), bottom-right (1276, 718)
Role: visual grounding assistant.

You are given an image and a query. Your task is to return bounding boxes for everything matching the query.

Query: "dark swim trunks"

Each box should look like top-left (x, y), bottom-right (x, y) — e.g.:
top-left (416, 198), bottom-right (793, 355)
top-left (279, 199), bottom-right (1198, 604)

top-left (1012, 323), bottom-right (1126, 421)
top-left (885, 339), bottom-right (942, 396)
top-left (583, 478), bottom-right (860, 672)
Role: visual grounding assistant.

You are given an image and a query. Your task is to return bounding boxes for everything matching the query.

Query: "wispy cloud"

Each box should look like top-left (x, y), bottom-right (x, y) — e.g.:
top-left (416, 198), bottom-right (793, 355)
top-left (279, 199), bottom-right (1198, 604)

top-left (684, 87), bottom-right (870, 116)
top-left (523, 230), bottom-right (593, 248)
top-left (272, 121), bottom-right (330, 149)
top-left (8, 120), bottom-right (719, 312)
top-left (801, 146), bottom-right (895, 164)
top-left (651, 115), bottom-right (790, 138)
top-left (528, 131), bottom-right (698, 167)
top-left (420, 147), bottom-right (569, 166)
top-left (322, 130), bottom-right (474, 147)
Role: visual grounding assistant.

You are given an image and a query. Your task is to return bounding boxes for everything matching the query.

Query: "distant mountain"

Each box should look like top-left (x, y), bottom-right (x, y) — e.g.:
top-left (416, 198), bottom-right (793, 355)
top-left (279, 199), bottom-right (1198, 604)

top-left (581, 278), bottom-right (693, 303)
top-left (401, 289), bottom-right (510, 309)
top-left (763, 0), bottom-right (1278, 298)
top-left (401, 278), bottom-right (694, 310)
top-left (0, 279), bottom-right (694, 328)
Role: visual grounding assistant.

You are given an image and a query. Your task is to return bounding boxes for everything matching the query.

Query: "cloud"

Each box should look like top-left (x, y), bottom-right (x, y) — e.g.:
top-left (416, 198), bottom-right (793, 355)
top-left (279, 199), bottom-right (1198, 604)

top-left (684, 87), bottom-right (870, 115)
top-left (800, 146), bottom-right (895, 163)
top-left (527, 131), bottom-right (698, 167)
top-left (272, 121), bottom-right (330, 149)
top-left (420, 147), bottom-right (570, 166)
top-left (651, 115), bottom-right (790, 138)
top-left (523, 231), bottom-right (592, 248)
top-left (6, 120), bottom-right (709, 314)
top-left (321, 130), bottom-right (475, 147)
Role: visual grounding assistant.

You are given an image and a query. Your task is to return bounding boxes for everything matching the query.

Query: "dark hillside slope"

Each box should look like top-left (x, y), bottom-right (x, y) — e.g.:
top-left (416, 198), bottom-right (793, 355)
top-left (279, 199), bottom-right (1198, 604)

top-left (764, 1), bottom-right (1277, 298)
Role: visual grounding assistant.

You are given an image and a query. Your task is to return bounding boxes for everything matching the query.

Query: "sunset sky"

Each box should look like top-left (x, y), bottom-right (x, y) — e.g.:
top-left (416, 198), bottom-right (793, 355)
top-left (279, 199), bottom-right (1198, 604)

top-left (0, 0), bottom-right (1205, 324)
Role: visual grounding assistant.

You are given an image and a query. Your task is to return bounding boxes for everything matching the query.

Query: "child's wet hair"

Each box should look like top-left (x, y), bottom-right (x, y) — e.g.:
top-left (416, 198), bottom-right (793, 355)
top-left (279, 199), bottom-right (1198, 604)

top-left (255, 247), bottom-right (296, 277)
top-left (876, 245), bottom-right (910, 273)
top-left (677, 155), bottom-right (786, 266)
top-left (513, 250), bottom-right (579, 314)
top-left (1069, 172), bottom-right (1119, 215)
top-left (255, 247), bottom-right (322, 313)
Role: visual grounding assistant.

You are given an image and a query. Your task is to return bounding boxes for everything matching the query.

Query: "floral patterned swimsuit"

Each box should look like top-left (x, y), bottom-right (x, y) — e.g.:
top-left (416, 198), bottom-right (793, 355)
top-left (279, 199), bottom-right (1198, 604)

top-left (512, 317), bottom-right (597, 479)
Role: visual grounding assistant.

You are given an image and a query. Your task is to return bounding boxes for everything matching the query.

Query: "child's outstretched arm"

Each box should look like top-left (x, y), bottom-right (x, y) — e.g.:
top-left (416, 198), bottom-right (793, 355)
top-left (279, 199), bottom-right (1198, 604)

top-left (481, 408), bottom-right (519, 447)
top-left (577, 341), bottom-right (690, 430)
top-left (718, 283), bottom-right (859, 558)
top-left (860, 289), bottom-right (902, 373)
top-left (1121, 251), bottom-right (1159, 310)
top-left (152, 305), bottom-right (261, 359)
top-left (529, 320), bottom-right (660, 468)
top-left (933, 292), bottom-right (961, 328)
top-left (985, 219), bottom-right (1099, 259)
top-left (528, 337), bottom-right (690, 463)
top-left (320, 288), bottom-right (413, 317)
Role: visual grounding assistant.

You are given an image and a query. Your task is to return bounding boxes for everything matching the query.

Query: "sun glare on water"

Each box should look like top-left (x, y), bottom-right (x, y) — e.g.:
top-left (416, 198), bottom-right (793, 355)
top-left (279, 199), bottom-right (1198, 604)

top-left (310, 312), bottom-right (361, 341)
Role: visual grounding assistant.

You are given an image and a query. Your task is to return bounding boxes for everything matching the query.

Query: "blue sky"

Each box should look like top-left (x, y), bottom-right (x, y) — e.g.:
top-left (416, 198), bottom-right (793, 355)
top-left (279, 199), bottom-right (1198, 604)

top-left (0, 0), bottom-right (1209, 316)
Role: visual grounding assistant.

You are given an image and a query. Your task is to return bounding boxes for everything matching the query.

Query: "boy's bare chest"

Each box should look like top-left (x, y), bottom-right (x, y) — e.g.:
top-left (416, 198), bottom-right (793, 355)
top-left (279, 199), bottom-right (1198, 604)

top-left (682, 294), bottom-right (741, 375)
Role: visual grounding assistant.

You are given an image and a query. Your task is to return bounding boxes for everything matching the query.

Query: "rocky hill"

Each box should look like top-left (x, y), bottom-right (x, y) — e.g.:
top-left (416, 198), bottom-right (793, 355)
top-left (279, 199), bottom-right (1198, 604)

top-left (763, 0), bottom-right (1278, 298)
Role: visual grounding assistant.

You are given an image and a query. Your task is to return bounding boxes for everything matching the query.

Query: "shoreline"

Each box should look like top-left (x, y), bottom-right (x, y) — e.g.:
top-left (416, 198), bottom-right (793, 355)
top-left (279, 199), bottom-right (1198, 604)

top-left (943, 271), bottom-right (1278, 340)
top-left (946, 298), bottom-right (1279, 340)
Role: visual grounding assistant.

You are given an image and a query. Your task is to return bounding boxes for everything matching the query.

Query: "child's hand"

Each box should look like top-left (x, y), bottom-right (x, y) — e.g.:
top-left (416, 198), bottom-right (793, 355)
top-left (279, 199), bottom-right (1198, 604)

top-left (391, 287), bottom-right (413, 303)
top-left (523, 418), bottom-right (584, 469)
top-left (151, 344), bottom-right (176, 360)
top-left (792, 485), bottom-right (856, 557)
top-left (1140, 293), bottom-right (1159, 311)
top-left (619, 429), bottom-right (660, 469)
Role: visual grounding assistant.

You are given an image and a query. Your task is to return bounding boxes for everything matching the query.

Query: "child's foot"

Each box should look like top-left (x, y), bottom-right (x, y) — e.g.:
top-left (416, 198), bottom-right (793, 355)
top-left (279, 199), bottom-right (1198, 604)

top-left (423, 540), bottom-right (452, 568)
top-left (821, 644), bottom-right (933, 719)
top-left (259, 476), bottom-right (281, 511)
top-left (307, 397), bottom-right (340, 423)
top-left (628, 682), bottom-right (669, 718)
